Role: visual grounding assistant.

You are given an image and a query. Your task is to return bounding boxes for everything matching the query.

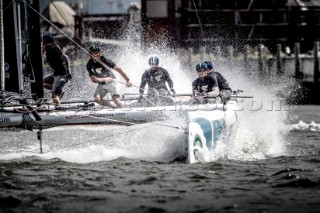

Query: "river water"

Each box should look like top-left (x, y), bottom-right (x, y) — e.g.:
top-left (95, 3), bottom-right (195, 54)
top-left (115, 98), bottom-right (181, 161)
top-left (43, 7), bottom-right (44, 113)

top-left (0, 104), bottom-right (319, 213)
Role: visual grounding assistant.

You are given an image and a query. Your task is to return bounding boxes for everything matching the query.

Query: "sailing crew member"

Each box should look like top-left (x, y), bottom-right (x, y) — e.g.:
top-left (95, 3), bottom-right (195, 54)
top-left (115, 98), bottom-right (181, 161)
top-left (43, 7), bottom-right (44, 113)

top-left (42, 34), bottom-right (72, 108)
top-left (192, 62), bottom-right (219, 104)
top-left (138, 55), bottom-right (176, 105)
top-left (86, 44), bottom-right (132, 108)
top-left (203, 60), bottom-right (232, 104)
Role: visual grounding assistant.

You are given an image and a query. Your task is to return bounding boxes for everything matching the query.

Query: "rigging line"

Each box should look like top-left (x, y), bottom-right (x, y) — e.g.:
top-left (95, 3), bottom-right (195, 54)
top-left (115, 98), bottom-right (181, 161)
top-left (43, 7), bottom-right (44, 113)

top-left (23, 0), bottom-right (167, 101)
top-left (3, 0), bottom-right (14, 12)
top-left (23, 1), bottom-right (129, 93)
top-left (22, 1), bottom-right (81, 48)
top-left (23, 42), bottom-right (36, 83)
top-left (191, 0), bottom-right (212, 61)
top-left (115, 79), bottom-right (176, 101)
top-left (39, 123), bottom-right (164, 154)
top-left (49, 0), bottom-right (83, 44)
top-left (23, 0), bottom-right (184, 130)
top-left (97, 80), bottom-right (185, 129)
top-left (114, 79), bottom-right (163, 100)
top-left (33, 105), bottom-right (184, 131)
top-left (22, 0), bottom-right (128, 84)
top-left (113, 79), bottom-right (176, 105)
top-left (87, 114), bottom-right (185, 130)
top-left (18, 125), bottom-right (139, 154)
top-left (110, 83), bottom-right (185, 129)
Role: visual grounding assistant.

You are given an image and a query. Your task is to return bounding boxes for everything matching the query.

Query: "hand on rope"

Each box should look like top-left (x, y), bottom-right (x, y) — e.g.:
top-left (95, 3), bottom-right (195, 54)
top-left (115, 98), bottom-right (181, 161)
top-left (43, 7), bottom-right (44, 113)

top-left (170, 88), bottom-right (176, 97)
top-left (126, 79), bottom-right (133, 87)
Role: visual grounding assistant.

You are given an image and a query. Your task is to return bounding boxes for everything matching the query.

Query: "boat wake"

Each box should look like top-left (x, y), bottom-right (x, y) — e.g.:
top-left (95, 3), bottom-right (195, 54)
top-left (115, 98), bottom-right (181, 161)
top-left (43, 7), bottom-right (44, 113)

top-left (0, 2), bottom-right (301, 164)
top-left (290, 121), bottom-right (320, 132)
top-left (195, 64), bottom-right (297, 162)
top-left (0, 122), bottom-right (188, 163)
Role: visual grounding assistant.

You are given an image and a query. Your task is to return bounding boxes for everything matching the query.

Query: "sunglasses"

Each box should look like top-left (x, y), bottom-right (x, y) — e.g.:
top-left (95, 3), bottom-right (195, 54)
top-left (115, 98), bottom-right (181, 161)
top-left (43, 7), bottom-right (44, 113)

top-left (197, 70), bottom-right (206, 73)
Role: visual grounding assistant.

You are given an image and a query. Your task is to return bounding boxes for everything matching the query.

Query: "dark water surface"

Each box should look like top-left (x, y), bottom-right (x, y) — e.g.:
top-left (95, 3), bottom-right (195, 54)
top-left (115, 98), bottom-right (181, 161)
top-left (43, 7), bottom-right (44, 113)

top-left (1, 105), bottom-right (320, 213)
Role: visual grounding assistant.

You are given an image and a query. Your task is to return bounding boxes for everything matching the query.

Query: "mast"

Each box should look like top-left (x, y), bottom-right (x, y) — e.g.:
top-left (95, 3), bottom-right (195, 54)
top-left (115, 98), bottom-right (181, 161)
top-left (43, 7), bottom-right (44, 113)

top-left (3, 0), bottom-right (20, 93)
top-left (1, 0), bottom-right (43, 99)
top-left (0, 0), bottom-right (4, 90)
top-left (26, 0), bottom-right (43, 100)
top-left (13, 0), bottom-right (24, 93)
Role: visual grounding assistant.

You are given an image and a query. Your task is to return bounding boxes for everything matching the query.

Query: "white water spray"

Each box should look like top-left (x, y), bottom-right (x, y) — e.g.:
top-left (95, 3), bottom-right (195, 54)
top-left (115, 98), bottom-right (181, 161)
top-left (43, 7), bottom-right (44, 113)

top-left (16, 10), bottom-right (301, 163)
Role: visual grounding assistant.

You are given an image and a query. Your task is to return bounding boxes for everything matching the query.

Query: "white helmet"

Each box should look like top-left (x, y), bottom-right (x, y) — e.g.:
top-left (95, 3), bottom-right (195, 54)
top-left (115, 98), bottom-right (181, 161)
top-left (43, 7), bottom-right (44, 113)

top-left (148, 55), bottom-right (159, 65)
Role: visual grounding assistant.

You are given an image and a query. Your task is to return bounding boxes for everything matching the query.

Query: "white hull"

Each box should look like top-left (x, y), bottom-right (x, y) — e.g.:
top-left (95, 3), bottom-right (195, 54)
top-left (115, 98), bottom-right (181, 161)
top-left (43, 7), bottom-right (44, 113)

top-left (187, 102), bottom-right (239, 163)
top-left (0, 101), bottom-right (240, 163)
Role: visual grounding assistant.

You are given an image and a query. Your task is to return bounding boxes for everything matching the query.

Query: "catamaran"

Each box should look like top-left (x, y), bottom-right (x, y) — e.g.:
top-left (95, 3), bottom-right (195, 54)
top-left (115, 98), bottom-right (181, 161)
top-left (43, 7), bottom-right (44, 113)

top-left (0, 92), bottom-right (246, 163)
top-left (0, 0), bottom-right (250, 163)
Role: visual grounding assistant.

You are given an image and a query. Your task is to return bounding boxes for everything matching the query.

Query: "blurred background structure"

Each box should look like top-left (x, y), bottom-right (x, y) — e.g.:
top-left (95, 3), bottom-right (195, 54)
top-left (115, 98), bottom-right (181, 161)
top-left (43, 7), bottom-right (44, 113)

top-left (2, 0), bottom-right (320, 103)
top-left (38, 0), bottom-right (320, 54)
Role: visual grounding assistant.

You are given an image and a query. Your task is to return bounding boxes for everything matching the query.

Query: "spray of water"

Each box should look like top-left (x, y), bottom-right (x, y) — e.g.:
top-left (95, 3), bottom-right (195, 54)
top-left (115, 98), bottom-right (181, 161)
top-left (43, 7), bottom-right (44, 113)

top-left (105, 22), bottom-right (298, 162)
top-left (19, 12), bottom-right (301, 163)
top-left (212, 61), bottom-right (299, 161)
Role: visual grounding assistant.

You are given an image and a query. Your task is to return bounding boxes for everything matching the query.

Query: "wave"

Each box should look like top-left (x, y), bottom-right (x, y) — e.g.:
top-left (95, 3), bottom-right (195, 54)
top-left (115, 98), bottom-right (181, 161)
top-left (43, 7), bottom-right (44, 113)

top-left (290, 121), bottom-right (320, 132)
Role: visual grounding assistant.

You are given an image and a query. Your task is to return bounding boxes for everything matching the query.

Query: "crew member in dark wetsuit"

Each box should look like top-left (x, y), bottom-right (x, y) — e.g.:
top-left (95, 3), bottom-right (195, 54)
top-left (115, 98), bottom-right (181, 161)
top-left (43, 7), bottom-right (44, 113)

top-left (139, 55), bottom-right (176, 106)
top-left (42, 34), bottom-right (72, 107)
top-left (86, 44), bottom-right (132, 108)
top-left (203, 60), bottom-right (232, 104)
top-left (192, 62), bottom-right (219, 104)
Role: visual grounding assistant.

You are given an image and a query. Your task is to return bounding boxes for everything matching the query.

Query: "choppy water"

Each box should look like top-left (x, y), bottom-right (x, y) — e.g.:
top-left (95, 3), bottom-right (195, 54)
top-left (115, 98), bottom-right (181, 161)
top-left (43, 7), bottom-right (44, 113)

top-left (0, 105), bottom-right (319, 213)
top-left (2, 4), bottom-right (319, 211)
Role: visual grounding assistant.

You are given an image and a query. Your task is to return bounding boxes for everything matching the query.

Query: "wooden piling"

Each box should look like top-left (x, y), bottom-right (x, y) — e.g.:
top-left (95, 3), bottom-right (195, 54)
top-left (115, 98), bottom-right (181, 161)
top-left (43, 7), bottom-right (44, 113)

top-left (244, 44), bottom-right (249, 72)
top-left (216, 46), bottom-right (222, 61)
top-left (258, 44), bottom-right (263, 79)
top-left (228, 46), bottom-right (234, 59)
top-left (188, 47), bottom-right (193, 79)
top-left (276, 43), bottom-right (282, 75)
top-left (200, 46), bottom-right (206, 61)
top-left (294, 42), bottom-right (303, 79)
top-left (314, 41), bottom-right (320, 104)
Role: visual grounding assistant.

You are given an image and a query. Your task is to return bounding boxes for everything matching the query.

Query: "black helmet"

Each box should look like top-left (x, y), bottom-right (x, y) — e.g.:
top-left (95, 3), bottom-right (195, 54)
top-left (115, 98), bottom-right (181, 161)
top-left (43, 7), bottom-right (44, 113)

top-left (203, 60), bottom-right (213, 69)
top-left (89, 44), bottom-right (100, 53)
top-left (42, 34), bottom-right (54, 44)
top-left (196, 62), bottom-right (207, 71)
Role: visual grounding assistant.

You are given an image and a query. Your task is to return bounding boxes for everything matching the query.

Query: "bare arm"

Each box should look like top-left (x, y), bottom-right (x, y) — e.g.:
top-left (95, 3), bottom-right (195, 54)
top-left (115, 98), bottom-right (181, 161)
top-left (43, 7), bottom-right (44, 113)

top-left (207, 75), bottom-right (220, 97)
top-left (207, 87), bottom-right (219, 97)
top-left (114, 65), bottom-right (132, 86)
top-left (90, 75), bottom-right (114, 83)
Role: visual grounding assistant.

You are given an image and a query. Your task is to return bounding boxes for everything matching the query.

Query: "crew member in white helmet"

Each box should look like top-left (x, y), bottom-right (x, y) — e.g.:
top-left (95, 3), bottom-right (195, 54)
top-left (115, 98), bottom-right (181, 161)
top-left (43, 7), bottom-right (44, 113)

top-left (139, 55), bottom-right (176, 105)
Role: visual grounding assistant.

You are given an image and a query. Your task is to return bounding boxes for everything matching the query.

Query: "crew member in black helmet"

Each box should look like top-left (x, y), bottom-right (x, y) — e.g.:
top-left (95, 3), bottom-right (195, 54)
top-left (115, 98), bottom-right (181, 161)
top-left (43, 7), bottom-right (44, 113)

top-left (42, 34), bottom-right (72, 108)
top-left (192, 62), bottom-right (219, 103)
top-left (139, 54), bottom-right (176, 105)
top-left (86, 44), bottom-right (132, 108)
top-left (203, 60), bottom-right (232, 104)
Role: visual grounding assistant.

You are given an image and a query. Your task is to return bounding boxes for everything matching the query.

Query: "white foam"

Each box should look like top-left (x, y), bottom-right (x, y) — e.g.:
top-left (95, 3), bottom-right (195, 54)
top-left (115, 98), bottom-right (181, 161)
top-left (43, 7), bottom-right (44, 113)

top-left (5, 17), bottom-right (299, 163)
top-left (290, 120), bottom-right (320, 132)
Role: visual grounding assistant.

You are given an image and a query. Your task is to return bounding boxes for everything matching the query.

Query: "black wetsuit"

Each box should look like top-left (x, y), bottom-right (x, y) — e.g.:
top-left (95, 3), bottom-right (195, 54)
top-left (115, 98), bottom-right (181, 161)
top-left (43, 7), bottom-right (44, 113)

top-left (45, 44), bottom-right (70, 77)
top-left (86, 55), bottom-right (116, 84)
top-left (207, 71), bottom-right (232, 103)
top-left (43, 44), bottom-right (71, 96)
top-left (192, 75), bottom-right (219, 96)
top-left (139, 67), bottom-right (174, 97)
